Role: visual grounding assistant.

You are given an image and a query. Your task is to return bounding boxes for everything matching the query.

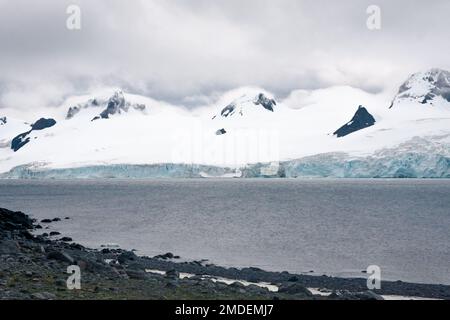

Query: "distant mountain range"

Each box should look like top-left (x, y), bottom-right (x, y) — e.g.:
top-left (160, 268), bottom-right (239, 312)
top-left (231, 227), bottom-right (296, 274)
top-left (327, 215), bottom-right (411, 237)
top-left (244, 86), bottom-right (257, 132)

top-left (1, 68), bottom-right (450, 178)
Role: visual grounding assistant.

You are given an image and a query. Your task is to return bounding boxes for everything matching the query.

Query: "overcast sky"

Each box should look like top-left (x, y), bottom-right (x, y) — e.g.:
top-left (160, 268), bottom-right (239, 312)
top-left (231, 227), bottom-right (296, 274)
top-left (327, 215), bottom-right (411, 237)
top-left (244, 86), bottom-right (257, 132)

top-left (0, 0), bottom-right (449, 111)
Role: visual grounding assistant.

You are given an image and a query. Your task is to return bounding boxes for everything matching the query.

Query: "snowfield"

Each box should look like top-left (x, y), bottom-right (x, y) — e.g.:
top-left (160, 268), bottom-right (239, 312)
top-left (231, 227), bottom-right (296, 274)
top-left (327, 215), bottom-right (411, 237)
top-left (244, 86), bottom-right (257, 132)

top-left (1, 69), bottom-right (450, 178)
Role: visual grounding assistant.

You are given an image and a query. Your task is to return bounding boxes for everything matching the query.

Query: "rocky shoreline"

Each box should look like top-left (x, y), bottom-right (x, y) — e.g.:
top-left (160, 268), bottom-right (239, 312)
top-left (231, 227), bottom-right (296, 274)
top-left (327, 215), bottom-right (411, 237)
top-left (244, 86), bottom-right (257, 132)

top-left (1, 207), bottom-right (449, 300)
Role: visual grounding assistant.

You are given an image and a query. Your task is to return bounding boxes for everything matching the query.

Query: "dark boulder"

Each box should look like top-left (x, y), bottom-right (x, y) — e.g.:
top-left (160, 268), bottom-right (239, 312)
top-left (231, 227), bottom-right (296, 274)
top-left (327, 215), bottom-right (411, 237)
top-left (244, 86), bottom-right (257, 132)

top-left (70, 243), bottom-right (84, 250)
top-left (118, 251), bottom-right (138, 264)
top-left (31, 292), bottom-right (56, 300)
top-left (154, 252), bottom-right (175, 260)
top-left (126, 270), bottom-right (149, 280)
top-left (334, 106), bottom-right (376, 138)
top-left (46, 251), bottom-right (75, 264)
top-left (278, 283), bottom-right (313, 297)
top-left (0, 240), bottom-right (20, 254)
top-left (329, 290), bottom-right (384, 300)
top-left (165, 269), bottom-right (180, 279)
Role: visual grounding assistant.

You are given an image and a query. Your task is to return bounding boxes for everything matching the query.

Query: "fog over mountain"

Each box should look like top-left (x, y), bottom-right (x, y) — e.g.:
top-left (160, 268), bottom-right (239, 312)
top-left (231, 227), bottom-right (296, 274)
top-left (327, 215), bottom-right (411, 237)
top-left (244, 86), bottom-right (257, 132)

top-left (0, 0), bottom-right (449, 118)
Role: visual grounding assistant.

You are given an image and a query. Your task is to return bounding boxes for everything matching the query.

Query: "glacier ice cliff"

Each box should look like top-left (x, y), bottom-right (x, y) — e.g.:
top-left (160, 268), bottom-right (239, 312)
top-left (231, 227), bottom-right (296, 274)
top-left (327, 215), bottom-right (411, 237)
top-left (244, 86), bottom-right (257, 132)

top-left (1, 137), bottom-right (449, 179)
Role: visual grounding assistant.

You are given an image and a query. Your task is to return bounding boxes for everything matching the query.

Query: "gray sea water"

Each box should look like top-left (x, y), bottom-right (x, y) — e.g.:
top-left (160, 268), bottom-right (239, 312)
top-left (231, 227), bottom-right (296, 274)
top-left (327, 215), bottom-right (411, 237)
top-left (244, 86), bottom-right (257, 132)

top-left (0, 179), bottom-right (449, 285)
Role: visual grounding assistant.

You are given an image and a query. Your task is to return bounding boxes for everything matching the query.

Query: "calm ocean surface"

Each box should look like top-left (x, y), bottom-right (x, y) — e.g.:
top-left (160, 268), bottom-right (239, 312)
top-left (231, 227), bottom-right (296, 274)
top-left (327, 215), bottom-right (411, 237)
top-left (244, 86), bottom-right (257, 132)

top-left (0, 179), bottom-right (449, 285)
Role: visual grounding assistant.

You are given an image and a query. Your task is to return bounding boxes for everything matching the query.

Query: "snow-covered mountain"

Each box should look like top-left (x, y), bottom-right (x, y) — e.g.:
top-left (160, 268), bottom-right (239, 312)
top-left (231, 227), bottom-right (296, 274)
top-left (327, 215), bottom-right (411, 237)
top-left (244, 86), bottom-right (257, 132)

top-left (390, 68), bottom-right (450, 108)
top-left (66, 90), bottom-right (147, 121)
top-left (1, 69), bottom-right (450, 178)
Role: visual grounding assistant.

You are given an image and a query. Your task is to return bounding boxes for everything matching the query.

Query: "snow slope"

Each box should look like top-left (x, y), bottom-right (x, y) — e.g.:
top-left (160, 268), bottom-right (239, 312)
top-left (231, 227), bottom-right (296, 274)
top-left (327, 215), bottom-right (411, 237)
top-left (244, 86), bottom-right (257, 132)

top-left (1, 69), bottom-right (450, 178)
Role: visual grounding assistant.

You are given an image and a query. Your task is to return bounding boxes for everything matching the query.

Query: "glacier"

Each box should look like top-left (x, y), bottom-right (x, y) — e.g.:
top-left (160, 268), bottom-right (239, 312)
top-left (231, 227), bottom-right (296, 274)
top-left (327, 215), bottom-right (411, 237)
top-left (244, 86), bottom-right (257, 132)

top-left (2, 137), bottom-right (449, 179)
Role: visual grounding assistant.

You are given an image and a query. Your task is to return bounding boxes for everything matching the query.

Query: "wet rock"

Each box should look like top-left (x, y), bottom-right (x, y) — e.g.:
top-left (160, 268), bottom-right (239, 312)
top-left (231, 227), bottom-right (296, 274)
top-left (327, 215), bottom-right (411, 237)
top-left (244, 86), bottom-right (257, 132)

top-left (0, 240), bottom-right (20, 255)
top-left (0, 208), bottom-right (34, 231)
top-left (41, 219), bottom-right (52, 224)
top-left (278, 283), bottom-right (313, 297)
top-left (60, 237), bottom-right (73, 242)
top-left (49, 232), bottom-right (61, 236)
top-left (46, 251), bottom-right (75, 264)
top-left (118, 251), bottom-right (138, 264)
top-left (31, 292), bottom-right (57, 300)
top-left (165, 269), bottom-right (180, 280)
top-left (229, 282), bottom-right (246, 289)
top-left (329, 290), bottom-right (384, 300)
top-left (126, 270), bottom-right (149, 280)
top-left (55, 279), bottom-right (66, 287)
top-left (20, 230), bottom-right (34, 240)
top-left (166, 280), bottom-right (180, 288)
top-left (70, 243), bottom-right (84, 250)
top-left (154, 252), bottom-right (175, 260)
top-left (247, 284), bottom-right (269, 294)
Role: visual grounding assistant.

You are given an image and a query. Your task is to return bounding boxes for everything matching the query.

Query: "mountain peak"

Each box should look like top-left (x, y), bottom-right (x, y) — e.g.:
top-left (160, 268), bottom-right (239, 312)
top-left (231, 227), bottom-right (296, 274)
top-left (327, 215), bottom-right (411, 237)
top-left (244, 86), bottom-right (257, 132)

top-left (216, 92), bottom-right (277, 119)
top-left (66, 89), bottom-right (146, 120)
top-left (390, 68), bottom-right (450, 108)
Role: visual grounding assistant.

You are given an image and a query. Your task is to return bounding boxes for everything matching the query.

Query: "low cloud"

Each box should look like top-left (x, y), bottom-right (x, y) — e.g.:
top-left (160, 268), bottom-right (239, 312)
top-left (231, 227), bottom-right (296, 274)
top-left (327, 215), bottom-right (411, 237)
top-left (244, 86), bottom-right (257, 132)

top-left (0, 0), bottom-right (449, 111)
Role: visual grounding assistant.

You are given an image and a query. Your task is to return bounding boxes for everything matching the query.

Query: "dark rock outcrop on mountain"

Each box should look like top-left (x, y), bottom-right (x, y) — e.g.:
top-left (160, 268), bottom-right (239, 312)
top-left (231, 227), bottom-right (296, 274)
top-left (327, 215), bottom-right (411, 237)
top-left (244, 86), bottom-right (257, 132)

top-left (67, 99), bottom-right (99, 119)
top-left (216, 128), bottom-right (227, 136)
top-left (334, 106), bottom-right (376, 138)
top-left (0, 117), bottom-right (6, 125)
top-left (99, 91), bottom-right (127, 119)
top-left (94, 91), bottom-right (145, 120)
top-left (66, 91), bottom-right (146, 121)
top-left (221, 103), bottom-right (236, 117)
top-left (218, 93), bottom-right (276, 119)
top-left (31, 118), bottom-right (57, 131)
top-left (255, 93), bottom-right (276, 112)
top-left (11, 118), bottom-right (56, 152)
top-left (11, 132), bottom-right (31, 152)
